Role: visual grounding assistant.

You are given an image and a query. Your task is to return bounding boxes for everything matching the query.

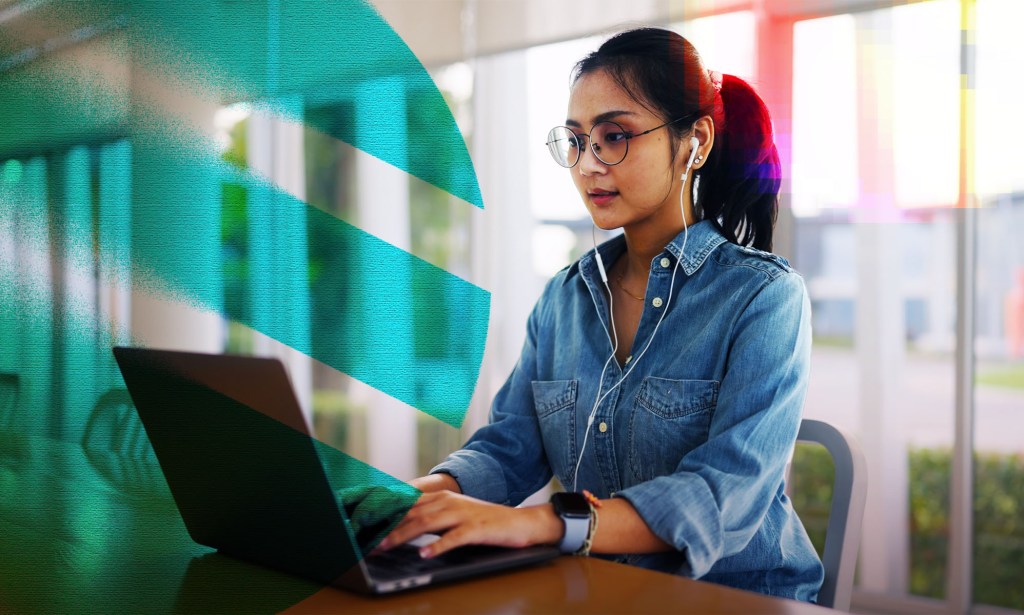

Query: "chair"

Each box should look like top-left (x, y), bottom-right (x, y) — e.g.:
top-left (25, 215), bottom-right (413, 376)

top-left (82, 388), bottom-right (155, 461)
top-left (794, 419), bottom-right (868, 611)
top-left (81, 388), bottom-right (165, 496)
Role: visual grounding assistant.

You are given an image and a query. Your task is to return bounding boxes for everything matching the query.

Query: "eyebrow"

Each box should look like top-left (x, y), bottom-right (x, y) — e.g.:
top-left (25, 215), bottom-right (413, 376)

top-left (564, 110), bottom-right (638, 128)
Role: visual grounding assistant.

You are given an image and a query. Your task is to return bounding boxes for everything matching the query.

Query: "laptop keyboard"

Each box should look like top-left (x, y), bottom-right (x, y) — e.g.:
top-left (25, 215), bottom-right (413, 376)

top-left (364, 545), bottom-right (448, 578)
top-left (364, 543), bottom-right (514, 580)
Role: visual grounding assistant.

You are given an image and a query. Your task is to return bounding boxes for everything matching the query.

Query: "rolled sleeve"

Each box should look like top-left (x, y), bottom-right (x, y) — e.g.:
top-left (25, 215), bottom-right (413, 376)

top-left (618, 271), bottom-right (812, 578)
top-left (430, 448), bottom-right (508, 503)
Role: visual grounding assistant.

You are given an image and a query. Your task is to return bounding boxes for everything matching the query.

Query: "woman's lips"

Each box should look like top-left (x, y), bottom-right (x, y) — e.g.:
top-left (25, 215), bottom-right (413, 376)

top-left (589, 190), bottom-right (619, 206)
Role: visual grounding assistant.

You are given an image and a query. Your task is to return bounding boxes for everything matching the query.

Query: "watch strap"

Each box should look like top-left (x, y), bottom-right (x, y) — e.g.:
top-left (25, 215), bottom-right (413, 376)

top-left (558, 511), bottom-right (590, 553)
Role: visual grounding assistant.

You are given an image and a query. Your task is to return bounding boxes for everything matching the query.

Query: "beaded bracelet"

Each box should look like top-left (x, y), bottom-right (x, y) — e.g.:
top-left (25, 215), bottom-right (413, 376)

top-left (576, 501), bottom-right (599, 556)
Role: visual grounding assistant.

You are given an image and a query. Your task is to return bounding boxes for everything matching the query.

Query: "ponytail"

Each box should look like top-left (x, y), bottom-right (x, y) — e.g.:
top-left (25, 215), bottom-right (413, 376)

top-left (695, 74), bottom-right (780, 252)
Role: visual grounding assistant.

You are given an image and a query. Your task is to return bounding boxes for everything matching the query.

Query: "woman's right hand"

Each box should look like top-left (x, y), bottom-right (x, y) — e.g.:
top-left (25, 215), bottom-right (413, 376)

top-left (338, 483), bottom-right (418, 541)
top-left (337, 475), bottom-right (460, 544)
top-left (337, 474), bottom-right (461, 552)
top-left (377, 490), bottom-right (560, 558)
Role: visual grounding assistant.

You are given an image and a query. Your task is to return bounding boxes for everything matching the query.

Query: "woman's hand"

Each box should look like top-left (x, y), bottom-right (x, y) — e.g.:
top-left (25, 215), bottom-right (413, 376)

top-left (338, 483), bottom-right (418, 540)
top-left (377, 491), bottom-right (563, 558)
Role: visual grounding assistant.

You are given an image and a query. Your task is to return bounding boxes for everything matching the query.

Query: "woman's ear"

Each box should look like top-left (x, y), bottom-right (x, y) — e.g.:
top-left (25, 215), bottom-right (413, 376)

top-left (691, 115), bottom-right (715, 169)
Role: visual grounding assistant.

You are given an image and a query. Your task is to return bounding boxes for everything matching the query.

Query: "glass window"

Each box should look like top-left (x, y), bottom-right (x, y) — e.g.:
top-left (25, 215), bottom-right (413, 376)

top-left (973, 0), bottom-right (1024, 610)
top-left (526, 37), bottom-right (603, 278)
top-left (299, 63), bottom-right (477, 477)
top-left (891, 2), bottom-right (961, 209)
top-left (680, 11), bottom-right (757, 83)
top-left (1, 141), bottom-right (132, 442)
top-left (215, 104), bottom-right (254, 354)
top-left (792, 2), bottom-right (961, 604)
top-left (793, 14), bottom-right (857, 216)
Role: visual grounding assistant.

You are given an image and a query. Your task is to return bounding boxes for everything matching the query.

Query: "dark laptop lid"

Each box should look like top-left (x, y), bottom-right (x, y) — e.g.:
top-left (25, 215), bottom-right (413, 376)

top-left (113, 346), bottom-right (558, 595)
top-left (113, 346), bottom-right (363, 586)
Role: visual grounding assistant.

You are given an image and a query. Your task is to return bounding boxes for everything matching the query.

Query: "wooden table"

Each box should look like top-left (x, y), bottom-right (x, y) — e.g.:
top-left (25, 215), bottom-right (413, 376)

top-left (288, 556), bottom-right (832, 614)
top-left (0, 431), bottom-right (829, 614)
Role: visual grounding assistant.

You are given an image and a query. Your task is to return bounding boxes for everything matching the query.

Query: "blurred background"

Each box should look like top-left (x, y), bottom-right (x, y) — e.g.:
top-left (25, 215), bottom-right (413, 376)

top-left (1, 0), bottom-right (1022, 613)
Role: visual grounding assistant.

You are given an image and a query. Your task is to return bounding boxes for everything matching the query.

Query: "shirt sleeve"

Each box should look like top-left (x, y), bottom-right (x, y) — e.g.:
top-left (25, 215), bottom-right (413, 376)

top-left (429, 281), bottom-right (555, 506)
top-left (616, 271), bottom-right (812, 578)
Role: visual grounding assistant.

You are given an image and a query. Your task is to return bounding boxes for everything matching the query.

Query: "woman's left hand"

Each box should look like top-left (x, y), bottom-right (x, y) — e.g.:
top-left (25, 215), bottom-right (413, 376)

top-left (376, 491), bottom-right (562, 558)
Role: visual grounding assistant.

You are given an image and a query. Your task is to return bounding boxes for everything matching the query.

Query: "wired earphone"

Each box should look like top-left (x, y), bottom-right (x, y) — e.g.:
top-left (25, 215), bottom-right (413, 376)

top-left (571, 135), bottom-right (701, 491)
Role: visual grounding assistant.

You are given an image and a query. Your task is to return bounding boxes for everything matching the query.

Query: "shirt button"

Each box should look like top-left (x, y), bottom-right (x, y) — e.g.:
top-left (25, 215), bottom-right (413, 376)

top-left (652, 297), bottom-right (663, 308)
top-left (660, 257), bottom-right (671, 268)
top-left (598, 421), bottom-right (608, 433)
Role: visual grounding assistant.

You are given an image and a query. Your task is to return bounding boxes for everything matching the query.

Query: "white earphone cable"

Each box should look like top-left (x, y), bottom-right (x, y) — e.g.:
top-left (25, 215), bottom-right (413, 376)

top-left (570, 138), bottom-right (698, 491)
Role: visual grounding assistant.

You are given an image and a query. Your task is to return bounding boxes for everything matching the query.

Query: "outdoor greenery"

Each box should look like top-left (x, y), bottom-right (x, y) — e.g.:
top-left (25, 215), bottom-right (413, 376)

top-left (975, 363), bottom-right (1024, 390)
top-left (789, 442), bottom-right (834, 558)
top-left (221, 119), bottom-right (250, 352)
top-left (312, 389), bottom-right (365, 461)
top-left (810, 335), bottom-right (855, 350)
top-left (790, 445), bottom-right (1024, 610)
top-left (909, 448), bottom-right (1024, 610)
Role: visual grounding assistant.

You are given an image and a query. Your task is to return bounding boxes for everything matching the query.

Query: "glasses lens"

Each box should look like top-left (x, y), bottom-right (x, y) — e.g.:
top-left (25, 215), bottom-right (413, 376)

top-left (546, 126), bottom-right (579, 168)
top-left (590, 121), bottom-right (629, 165)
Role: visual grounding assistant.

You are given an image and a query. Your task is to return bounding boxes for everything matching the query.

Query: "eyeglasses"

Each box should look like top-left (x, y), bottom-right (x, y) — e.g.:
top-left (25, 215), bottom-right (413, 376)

top-left (545, 117), bottom-right (689, 168)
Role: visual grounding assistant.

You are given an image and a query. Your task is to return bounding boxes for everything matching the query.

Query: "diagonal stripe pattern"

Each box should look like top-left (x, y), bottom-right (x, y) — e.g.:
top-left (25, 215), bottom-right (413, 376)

top-left (1, 0), bottom-right (487, 601)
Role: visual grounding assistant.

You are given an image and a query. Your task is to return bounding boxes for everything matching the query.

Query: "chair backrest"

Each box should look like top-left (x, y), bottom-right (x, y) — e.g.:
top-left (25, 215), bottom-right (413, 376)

top-left (795, 419), bottom-right (867, 611)
top-left (82, 388), bottom-right (154, 460)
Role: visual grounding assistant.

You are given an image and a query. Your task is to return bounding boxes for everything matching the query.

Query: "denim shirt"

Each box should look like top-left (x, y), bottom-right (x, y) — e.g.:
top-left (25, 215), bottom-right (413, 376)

top-left (432, 220), bottom-right (824, 602)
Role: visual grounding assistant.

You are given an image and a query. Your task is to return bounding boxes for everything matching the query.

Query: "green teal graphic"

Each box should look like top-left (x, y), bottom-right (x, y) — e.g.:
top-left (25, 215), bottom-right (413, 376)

top-left (71, 0), bottom-right (483, 208)
top-left (1, 0), bottom-right (484, 606)
top-left (1, 0), bottom-right (488, 425)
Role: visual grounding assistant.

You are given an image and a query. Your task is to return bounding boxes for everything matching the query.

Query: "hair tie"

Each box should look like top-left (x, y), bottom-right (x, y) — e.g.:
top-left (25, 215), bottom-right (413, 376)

top-left (708, 70), bottom-right (723, 93)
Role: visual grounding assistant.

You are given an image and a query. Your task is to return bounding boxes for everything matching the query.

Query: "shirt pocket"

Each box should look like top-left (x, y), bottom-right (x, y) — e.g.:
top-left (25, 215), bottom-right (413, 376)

top-left (628, 377), bottom-right (719, 482)
top-left (531, 379), bottom-right (578, 484)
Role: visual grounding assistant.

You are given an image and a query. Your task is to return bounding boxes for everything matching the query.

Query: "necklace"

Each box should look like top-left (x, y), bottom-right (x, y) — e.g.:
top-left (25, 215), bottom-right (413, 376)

top-left (616, 273), bottom-right (645, 301)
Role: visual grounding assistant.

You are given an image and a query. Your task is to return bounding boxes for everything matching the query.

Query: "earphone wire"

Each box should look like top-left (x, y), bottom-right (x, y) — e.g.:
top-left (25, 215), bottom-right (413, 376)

top-left (573, 226), bottom-right (620, 492)
top-left (571, 144), bottom-right (696, 492)
top-left (591, 224), bottom-right (619, 354)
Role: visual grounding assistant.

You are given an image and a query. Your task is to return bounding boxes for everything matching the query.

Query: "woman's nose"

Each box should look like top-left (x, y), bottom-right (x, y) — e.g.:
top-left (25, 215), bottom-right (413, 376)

top-left (577, 142), bottom-right (608, 176)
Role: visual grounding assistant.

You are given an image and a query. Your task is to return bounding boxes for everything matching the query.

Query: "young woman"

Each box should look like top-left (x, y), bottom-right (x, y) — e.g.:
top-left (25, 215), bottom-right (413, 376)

top-left (378, 27), bottom-right (823, 602)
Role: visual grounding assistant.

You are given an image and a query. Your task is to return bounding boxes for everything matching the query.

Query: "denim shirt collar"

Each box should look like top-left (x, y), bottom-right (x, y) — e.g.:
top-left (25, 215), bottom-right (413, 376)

top-left (563, 220), bottom-right (728, 286)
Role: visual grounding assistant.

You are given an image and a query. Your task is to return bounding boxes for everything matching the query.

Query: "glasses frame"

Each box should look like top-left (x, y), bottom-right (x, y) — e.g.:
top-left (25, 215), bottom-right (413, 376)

top-left (545, 116), bottom-right (692, 168)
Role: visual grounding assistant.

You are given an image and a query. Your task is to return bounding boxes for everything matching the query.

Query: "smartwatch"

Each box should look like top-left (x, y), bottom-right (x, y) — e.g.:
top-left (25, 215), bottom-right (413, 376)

top-left (550, 492), bottom-right (591, 554)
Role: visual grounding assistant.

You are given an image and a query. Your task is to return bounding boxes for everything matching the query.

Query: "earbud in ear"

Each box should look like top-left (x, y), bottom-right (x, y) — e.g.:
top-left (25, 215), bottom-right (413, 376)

top-left (684, 136), bottom-right (701, 172)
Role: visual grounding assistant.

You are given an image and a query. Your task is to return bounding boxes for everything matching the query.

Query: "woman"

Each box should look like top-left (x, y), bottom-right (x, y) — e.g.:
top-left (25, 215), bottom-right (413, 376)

top-left (378, 27), bottom-right (823, 602)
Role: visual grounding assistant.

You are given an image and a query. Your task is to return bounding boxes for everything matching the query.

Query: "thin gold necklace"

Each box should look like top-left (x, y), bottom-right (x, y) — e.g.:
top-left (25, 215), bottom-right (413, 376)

top-left (616, 273), bottom-right (645, 301)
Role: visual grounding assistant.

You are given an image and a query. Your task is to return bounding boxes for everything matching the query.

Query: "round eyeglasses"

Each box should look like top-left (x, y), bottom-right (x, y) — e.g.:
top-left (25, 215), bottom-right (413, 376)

top-left (545, 117), bottom-right (689, 168)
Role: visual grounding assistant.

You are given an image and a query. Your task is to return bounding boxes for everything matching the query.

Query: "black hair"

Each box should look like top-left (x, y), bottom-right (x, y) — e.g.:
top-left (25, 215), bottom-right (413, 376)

top-left (572, 27), bottom-right (780, 252)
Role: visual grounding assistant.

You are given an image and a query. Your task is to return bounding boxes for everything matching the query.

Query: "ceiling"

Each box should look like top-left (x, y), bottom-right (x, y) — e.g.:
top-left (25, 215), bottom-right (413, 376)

top-left (369, 0), bottom-right (914, 67)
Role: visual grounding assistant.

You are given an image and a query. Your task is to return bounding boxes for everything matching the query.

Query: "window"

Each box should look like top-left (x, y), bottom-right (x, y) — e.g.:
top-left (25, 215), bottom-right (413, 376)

top-left (793, 1), bottom-right (963, 603)
top-left (1, 142), bottom-right (132, 441)
top-left (973, 0), bottom-right (1024, 610)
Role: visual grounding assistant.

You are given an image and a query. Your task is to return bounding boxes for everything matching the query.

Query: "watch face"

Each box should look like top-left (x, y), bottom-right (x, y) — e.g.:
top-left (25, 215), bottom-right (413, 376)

top-left (552, 492), bottom-right (590, 518)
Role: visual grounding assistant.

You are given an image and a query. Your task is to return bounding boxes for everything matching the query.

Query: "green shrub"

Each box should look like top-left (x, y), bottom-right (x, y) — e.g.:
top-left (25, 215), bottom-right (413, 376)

top-left (908, 448), bottom-right (949, 600)
top-left (792, 444), bottom-right (1024, 610)
top-left (908, 448), bottom-right (1024, 610)
top-left (789, 442), bottom-right (834, 559)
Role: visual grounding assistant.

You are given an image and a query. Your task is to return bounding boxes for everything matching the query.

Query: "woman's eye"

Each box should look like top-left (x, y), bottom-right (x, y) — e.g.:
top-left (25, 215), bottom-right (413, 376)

top-left (605, 131), bottom-right (629, 144)
top-left (567, 136), bottom-right (581, 150)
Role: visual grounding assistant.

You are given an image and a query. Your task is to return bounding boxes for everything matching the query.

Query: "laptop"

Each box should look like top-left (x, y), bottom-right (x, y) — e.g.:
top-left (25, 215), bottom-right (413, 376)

top-left (112, 346), bottom-right (558, 594)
